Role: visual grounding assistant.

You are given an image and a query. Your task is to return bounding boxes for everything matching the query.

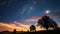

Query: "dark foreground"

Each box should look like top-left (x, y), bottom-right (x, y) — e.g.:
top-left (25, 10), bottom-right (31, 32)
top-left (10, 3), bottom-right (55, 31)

top-left (0, 29), bottom-right (60, 34)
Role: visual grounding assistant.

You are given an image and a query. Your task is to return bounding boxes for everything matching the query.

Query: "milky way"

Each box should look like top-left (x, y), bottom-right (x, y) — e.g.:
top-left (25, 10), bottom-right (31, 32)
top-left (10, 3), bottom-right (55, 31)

top-left (0, 0), bottom-right (60, 26)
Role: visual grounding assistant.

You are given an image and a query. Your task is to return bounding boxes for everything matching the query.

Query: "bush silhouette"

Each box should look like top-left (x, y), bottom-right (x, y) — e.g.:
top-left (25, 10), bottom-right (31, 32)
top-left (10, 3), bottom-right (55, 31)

top-left (30, 25), bottom-right (36, 32)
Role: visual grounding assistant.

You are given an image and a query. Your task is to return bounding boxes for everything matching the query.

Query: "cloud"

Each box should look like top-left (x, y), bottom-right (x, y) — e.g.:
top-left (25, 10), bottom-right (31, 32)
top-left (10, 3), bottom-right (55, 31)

top-left (21, 16), bottom-right (42, 26)
top-left (0, 22), bottom-right (30, 32)
top-left (0, 21), bottom-right (45, 32)
top-left (48, 12), bottom-right (60, 18)
top-left (57, 23), bottom-right (60, 27)
top-left (24, 16), bottom-right (42, 22)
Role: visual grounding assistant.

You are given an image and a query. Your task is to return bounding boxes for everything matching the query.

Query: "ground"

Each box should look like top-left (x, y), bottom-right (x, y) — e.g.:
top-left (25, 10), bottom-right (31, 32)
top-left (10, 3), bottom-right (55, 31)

top-left (0, 28), bottom-right (60, 34)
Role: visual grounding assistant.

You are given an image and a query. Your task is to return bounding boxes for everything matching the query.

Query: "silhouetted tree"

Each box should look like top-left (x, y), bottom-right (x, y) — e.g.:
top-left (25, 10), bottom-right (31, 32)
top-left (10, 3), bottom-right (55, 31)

top-left (42, 15), bottom-right (50, 30)
top-left (37, 19), bottom-right (44, 27)
top-left (49, 19), bottom-right (58, 29)
top-left (37, 15), bottom-right (58, 30)
top-left (13, 29), bottom-right (16, 34)
top-left (30, 25), bottom-right (36, 32)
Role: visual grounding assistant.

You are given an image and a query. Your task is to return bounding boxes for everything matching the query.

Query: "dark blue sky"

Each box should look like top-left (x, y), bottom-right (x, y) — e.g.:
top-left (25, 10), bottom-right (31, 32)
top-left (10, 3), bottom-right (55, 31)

top-left (0, 0), bottom-right (60, 23)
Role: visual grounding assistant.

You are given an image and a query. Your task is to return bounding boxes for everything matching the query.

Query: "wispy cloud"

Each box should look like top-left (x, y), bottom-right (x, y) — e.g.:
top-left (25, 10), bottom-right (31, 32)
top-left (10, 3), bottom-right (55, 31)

top-left (0, 21), bottom-right (45, 32)
top-left (21, 16), bottom-right (42, 25)
top-left (0, 22), bottom-right (30, 32)
top-left (48, 12), bottom-right (60, 18)
top-left (24, 16), bottom-right (42, 22)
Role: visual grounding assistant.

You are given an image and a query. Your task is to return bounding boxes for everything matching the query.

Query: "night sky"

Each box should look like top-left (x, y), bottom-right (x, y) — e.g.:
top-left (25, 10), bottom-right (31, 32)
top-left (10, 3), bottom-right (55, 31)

top-left (0, 0), bottom-right (60, 25)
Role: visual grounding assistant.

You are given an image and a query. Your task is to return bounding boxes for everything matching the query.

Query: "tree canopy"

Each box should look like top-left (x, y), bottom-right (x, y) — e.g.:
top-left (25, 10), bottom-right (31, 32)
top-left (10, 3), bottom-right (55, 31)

top-left (37, 15), bottom-right (58, 30)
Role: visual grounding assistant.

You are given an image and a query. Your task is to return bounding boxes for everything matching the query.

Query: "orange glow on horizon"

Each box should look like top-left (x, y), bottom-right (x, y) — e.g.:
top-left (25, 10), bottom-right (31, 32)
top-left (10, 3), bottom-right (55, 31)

top-left (0, 22), bottom-right (45, 32)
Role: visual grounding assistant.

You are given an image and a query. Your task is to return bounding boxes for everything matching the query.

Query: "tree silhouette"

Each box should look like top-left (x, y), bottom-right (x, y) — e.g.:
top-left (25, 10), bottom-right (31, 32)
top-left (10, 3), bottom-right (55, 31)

top-left (37, 19), bottom-right (44, 27)
top-left (30, 25), bottom-right (36, 32)
top-left (42, 15), bottom-right (51, 30)
top-left (49, 19), bottom-right (58, 29)
top-left (37, 15), bottom-right (58, 30)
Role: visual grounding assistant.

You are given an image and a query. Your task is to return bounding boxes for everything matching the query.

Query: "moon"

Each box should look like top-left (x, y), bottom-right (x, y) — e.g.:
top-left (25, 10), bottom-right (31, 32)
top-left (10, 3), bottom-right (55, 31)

top-left (46, 10), bottom-right (50, 14)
